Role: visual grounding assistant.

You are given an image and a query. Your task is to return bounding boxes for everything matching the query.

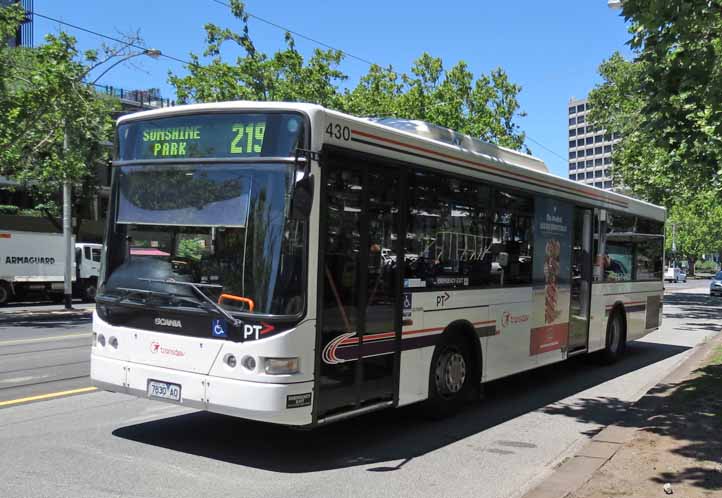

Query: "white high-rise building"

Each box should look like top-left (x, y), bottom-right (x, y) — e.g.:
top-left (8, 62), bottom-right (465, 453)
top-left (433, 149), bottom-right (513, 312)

top-left (567, 97), bottom-right (620, 190)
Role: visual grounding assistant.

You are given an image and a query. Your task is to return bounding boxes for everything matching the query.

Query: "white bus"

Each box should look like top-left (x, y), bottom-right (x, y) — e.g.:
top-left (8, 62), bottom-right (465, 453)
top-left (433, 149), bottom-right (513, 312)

top-left (91, 102), bottom-right (665, 426)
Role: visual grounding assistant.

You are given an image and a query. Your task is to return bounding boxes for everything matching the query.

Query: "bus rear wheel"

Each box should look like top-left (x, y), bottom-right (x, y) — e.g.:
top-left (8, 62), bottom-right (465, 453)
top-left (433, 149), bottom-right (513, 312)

top-left (601, 309), bottom-right (626, 364)
top-left (427, 334), bottom-right (474, 418)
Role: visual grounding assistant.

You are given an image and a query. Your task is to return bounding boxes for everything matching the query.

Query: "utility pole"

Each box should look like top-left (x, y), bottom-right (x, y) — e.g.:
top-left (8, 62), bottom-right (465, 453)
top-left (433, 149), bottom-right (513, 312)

top-left (671, 222), bottom-right (677, 266)
top-left (63, 127), bottom-right (73, 309)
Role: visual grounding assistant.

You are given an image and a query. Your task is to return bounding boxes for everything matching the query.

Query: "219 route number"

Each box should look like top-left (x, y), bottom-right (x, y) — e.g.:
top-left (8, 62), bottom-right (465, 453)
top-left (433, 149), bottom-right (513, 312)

top-left (325, 123), bottom-right (350, 141)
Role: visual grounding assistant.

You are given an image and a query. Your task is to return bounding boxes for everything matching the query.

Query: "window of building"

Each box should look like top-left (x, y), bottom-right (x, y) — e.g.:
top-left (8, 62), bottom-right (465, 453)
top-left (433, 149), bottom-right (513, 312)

top-left (604, 169), bottom-right (610, 177)
top-left (577, 104), bottom-right (585, 113)
top-left (584, 160), bottom-right (592, 167)
top-left (569, 151), bottom-right (576, 159)
top-left (569, 129), bottom-right (576, 137)
top-left (568, 106), bottom-right (576, 114)
top-left (577, 127), bottom-right (585, 135)
top-left (577, 139), bottom-right (585, 147)
top-left (604, 145), bottom-right (612, 153)
top-left (569, 117), bottom-right (576, 125)
top-left (569, 173), bottom-right (576, 180)
top-left (604, 157), bottom-right (612, 165)
top-left (569, 140), bottom-right (576, 148)
top-left (586, 137), bottom-right (593, 145)
top-left (604, 133), bottom-right (612, 141)
top-left (577, 115), bottom-right (585, 124)
top-left (595, 158), bottom-right (603, 166)
top-left (595, 134), bottom-right (603, 143)
top-left (595, 170), bottom-right (603, 178)
top-left (570, 162), bottom-right (577, 170)
top-left (592, 146), bottom-right (600, 155)
top-left (586, 171), bottom-right (593, 179)
top-left (577, 149), bottom-right (585, 158)
top-left (604, 181), bottom-right (613, 189)
top-left (594, 182), bottom-right (603, 188)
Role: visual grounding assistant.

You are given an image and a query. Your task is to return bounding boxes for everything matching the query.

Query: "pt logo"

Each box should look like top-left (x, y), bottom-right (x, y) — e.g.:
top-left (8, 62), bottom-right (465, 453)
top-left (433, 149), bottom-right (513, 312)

top-left (436, 291), bottom-right (451, 308)
top-left (243, 322), bottom-right (275, 341)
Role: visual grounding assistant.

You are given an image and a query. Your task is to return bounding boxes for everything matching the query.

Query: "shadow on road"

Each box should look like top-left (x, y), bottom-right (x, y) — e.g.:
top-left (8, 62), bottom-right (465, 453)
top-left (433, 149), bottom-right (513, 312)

top-left (113, 339), bottom-right (689, 473)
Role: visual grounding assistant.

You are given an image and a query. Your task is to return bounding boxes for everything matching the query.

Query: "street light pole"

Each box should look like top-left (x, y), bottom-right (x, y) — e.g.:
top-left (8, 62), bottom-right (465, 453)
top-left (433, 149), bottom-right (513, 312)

top-left (60, 48), bottom-right (162, 309)
top-left (63, 126), bottom-right (73, 309)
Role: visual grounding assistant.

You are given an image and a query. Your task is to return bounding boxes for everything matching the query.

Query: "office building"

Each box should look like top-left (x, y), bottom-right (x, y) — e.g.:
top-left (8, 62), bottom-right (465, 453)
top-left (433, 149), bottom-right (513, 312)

top-left (1, 0), bottom-right (33, 47)
top-left (567, 97), bottom-right (620, 190)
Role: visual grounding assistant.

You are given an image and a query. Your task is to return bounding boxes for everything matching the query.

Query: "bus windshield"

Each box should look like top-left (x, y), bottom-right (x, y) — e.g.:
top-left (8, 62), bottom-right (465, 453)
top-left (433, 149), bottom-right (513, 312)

top-left (100, 162), bottom-right (306, 317)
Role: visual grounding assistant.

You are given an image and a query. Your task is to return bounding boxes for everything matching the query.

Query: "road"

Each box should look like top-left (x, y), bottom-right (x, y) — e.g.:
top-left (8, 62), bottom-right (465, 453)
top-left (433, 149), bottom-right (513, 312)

top-left (0, 280), bottom-right (718, 498)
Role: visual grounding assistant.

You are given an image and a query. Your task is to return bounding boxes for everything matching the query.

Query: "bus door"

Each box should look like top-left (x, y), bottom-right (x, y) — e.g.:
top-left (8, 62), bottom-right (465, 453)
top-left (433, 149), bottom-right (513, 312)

top-left (317, 157), bottom-right (403, 420)
top-left (568, 207), bottom-right (593, 353)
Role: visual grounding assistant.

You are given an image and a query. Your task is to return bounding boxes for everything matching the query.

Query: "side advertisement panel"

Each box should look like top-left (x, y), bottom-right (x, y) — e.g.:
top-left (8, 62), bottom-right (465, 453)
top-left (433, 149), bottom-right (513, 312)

top-left (531, 197), bottom-right (572, 356)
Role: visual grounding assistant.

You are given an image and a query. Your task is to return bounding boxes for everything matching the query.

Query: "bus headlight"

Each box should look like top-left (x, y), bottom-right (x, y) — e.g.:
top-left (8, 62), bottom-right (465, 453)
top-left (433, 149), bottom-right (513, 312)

top-left (264, 357), bottom-right (299, 375)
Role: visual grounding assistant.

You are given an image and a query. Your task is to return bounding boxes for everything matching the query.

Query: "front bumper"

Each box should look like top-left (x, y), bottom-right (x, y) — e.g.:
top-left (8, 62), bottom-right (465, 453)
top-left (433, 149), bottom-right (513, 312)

top-left (91, 355), bottom-right (314, 426)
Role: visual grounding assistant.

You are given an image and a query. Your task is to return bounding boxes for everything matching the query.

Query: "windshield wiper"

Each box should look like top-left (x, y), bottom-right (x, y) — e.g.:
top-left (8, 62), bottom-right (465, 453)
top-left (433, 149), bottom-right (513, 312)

top-left (139, 278), bottom-right (241, 327)
top-left (105, 287), bottom-right (205, 310)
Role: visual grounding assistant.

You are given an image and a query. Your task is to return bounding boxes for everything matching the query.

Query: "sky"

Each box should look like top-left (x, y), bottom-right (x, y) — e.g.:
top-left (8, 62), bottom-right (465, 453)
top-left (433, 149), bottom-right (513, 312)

top-left (31, 0), bottom-right (633, 178)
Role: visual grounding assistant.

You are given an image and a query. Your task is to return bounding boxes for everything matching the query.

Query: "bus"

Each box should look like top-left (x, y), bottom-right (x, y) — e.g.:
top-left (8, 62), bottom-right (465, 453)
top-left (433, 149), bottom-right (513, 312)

top-left (91, 101), bottom-right (665, 426)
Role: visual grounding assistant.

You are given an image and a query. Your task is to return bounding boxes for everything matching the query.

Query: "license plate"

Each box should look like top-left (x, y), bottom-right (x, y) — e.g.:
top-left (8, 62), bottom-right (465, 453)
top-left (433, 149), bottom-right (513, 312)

top-left (147, 379), bottom-right (181, 402)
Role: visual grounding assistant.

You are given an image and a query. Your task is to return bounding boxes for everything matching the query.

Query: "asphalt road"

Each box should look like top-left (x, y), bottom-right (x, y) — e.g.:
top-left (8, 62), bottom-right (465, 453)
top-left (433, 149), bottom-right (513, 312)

top-left (0, 280), bottom-right (718, 498)
top-left (0, 312), bottom-right (92, 403)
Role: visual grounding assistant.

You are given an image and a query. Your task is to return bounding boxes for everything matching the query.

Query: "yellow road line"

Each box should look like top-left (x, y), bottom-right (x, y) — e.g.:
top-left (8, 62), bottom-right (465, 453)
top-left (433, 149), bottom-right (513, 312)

top-left (0, 332), bottom-right (91, 347)
top-left (0, 386), bottom-right (97, 407)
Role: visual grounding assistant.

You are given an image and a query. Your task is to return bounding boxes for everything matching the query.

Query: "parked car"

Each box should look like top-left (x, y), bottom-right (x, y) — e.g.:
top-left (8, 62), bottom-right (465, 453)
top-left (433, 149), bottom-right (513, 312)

top-left (710, 271), bottom-right (722, 296)
top-left (664, 266), bottom-right (687, 283)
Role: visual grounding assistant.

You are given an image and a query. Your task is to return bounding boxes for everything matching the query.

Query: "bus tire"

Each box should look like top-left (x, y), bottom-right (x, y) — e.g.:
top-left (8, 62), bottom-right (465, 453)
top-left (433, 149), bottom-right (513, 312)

top-left (601, 308), bottom-right (626, 364)
top-left (426, 333), bottom-right (475, 418)
top-left (0, 281), bottom-right (11, 306)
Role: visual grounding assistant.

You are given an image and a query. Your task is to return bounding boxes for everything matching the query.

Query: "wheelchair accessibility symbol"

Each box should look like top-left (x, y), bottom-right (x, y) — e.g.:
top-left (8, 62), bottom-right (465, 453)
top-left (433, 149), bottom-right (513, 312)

top-left (212, 319), bottom-right (228, 337)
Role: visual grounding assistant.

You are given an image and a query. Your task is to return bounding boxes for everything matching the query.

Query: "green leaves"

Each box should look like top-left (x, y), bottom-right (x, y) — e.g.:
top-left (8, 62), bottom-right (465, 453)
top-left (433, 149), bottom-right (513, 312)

top-left (168, 5), bottom-right (527, 151)
top-left (0, 5), bottom-right (119, 214)
top-left (589, 1), bottom-right (722, 261)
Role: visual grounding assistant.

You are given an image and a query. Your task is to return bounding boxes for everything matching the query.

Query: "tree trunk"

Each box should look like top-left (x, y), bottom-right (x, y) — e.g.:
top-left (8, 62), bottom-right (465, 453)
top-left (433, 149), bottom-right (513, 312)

top-left (688, 256), bottom-right (697, 276)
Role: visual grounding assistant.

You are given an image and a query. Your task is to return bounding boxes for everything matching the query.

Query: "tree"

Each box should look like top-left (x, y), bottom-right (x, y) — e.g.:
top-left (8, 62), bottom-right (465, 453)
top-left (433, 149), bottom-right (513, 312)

top-left (589, 2), bottom-right (722, 204)
top-left (343, 57), bottom-right (527, 150)
top-left (169, 0), bottom-right (527, 151)
top-left (665, 191), bottom-right (722, 273)
top-left (0, 4), bottom-right (119, 220)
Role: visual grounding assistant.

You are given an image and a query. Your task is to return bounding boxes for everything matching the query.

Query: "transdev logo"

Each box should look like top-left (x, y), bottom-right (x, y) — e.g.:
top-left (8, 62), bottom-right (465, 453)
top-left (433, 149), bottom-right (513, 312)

top-left (149, 341), bottom-right (185, 357)
top-left (501, 311), bottom-right (529, 328)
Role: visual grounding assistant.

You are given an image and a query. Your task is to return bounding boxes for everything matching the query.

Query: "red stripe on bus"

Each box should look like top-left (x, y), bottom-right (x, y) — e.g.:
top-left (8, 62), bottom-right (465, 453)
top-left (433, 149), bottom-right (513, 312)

top-left (351, 129), bottom-right (628, 208)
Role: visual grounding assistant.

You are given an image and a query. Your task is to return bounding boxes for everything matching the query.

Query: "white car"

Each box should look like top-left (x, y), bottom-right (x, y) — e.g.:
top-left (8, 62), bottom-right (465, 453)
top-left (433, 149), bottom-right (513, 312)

top-left (665, 266), bottom-right (687, 283)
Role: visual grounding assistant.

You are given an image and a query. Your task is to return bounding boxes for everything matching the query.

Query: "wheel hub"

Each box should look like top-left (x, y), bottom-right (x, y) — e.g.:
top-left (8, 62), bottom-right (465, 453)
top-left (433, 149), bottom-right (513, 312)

top-left (435, 349), bottom-right (466, 397)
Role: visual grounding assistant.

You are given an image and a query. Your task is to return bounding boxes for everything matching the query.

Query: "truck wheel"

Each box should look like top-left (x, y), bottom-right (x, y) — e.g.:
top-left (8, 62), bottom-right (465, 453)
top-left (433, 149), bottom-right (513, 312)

top-left (82, 280), bottom-right (97, 302)
top-left (426, 334), bottom-right (474, 418)
top-left (0, 282), bottom-right (11, 305)
top-left (601, 310), bottom-right (626, 364)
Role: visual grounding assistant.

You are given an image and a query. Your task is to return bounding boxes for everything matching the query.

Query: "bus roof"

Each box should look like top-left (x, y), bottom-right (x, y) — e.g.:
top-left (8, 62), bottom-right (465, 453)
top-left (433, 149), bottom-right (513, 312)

top-left (117, 101), bottom-right (665, 221)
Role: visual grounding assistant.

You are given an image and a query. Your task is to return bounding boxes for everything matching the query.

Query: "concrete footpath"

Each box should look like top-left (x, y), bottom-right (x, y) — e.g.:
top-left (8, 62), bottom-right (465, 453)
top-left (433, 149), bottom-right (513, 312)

top-left (523, 325), bottom-right (722, 498)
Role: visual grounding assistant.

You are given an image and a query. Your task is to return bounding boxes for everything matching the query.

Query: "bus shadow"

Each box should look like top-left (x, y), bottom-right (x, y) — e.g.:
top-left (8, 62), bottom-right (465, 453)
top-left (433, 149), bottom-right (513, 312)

top-left (112, 340), bottom-right (689, 473)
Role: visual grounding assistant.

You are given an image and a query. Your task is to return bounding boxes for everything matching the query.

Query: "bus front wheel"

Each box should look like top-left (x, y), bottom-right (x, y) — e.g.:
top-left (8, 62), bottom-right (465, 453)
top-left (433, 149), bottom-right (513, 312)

top-left (427, 334), bottom-right (475, 418)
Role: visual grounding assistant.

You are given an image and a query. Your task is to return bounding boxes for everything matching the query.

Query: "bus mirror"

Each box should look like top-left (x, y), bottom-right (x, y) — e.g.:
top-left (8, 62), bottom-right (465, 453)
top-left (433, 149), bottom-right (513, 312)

top-left (498, 252), bottom-right (509, 267)
top-left (291, 176), bottom-right (314, 218)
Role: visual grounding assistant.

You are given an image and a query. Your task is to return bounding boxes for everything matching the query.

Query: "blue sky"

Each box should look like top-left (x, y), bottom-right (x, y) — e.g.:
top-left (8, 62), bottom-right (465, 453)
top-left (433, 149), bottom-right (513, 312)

top-left (32, 1), bottom-right (632, 177)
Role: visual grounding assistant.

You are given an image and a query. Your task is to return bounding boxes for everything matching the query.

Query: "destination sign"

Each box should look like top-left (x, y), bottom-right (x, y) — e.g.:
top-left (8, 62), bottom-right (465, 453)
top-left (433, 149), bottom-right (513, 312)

top-left (117, 112), bottom-right (304, 160)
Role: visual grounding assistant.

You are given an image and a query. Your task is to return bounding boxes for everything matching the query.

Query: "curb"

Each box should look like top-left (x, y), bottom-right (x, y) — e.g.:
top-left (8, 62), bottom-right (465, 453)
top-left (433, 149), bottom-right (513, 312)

top-left (522, 332), bottom-right (722, 498)
top-left (0, 307), bottom-right (94, 321)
